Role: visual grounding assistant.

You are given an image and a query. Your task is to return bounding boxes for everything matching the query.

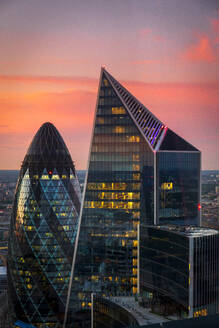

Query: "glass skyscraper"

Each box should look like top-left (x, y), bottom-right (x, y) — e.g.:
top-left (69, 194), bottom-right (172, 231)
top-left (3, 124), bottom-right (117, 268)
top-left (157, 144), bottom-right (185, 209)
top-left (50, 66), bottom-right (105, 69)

top-left (7, 122), bottom-right (81, 328)
top-left (65, 68), bottom-right (201, 326)
top-left (140, 225), bottom-right (219, 319)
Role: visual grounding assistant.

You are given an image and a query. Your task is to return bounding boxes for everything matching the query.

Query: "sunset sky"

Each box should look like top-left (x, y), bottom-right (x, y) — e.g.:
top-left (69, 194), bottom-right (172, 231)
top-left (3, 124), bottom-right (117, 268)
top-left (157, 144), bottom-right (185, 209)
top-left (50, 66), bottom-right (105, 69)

top-left (0, 0), bottom-right (218, 170)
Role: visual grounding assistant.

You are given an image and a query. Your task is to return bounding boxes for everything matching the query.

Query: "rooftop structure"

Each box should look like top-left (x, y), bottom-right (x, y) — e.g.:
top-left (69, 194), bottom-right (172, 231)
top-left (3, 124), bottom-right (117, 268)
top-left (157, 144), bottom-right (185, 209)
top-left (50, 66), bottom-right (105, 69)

top-left (92, 295), bottom-right (171, 327)
top-left (154, 225), bottom-right (219, 237)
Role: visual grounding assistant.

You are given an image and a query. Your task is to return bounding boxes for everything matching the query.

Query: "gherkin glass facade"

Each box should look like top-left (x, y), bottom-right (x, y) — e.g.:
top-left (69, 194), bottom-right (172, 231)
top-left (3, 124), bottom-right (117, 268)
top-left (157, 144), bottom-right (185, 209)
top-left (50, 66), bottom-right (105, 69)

top-left (65, 68), bottom-right (201, 327)
top-left (7, 123), bottom-right (81, 328)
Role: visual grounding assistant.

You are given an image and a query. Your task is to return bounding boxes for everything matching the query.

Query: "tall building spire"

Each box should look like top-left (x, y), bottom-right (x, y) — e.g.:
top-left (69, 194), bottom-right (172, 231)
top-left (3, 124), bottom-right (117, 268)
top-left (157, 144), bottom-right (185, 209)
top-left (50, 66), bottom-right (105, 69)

top-left (64, 68), bottom-right (201, 327)
top-left (102, 68), bottom-right (166, 150)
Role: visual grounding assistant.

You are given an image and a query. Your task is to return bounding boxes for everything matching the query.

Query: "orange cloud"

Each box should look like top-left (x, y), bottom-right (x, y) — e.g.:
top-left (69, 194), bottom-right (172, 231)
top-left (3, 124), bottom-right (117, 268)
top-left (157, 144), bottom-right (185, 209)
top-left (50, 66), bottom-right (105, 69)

top-left (181, 36), bottom-right (217, 63)
top-left (0, 75), bottom-right (98, 91)
top-left (0, 77), bottom-right (218, 170)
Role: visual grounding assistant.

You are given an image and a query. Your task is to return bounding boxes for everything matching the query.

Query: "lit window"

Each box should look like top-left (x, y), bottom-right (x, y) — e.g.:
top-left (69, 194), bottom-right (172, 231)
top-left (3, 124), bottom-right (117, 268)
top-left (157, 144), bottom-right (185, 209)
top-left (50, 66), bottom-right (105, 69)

top-left (133, 211), bottom-right (140, 219)
top-left (133, 173), bottom-right (140, 180)
top-left (45, 232), bottom-right (53, 237)
top-left (97, 117), bottom-right (105, 124)
top-left (132, 183), bottom-right (140, 190)
top-left (52, 175), bottom-right (59, 180)
top-left (26, 226), bottom-right (35, 231)
top-left (133, 164), bottom-right (140, 171)
top-left (133, 268), bottom-right (137, 276)
top-left (127, 136), bottom-right (140, 143)
top-left (161, 182), bottom-right (173, 190)
top-left (133, 259), bottom-right (137, 266)
top-left (103, 79), bottom-right (109, 86)
top-left (114, 126), bottom-right (125, 133)
top-left (41, 175), bottom-right (49, 180)
top-left (132, 154), bottom-right (140, 161)
top-left (112, 107), bottom-right (126, 114)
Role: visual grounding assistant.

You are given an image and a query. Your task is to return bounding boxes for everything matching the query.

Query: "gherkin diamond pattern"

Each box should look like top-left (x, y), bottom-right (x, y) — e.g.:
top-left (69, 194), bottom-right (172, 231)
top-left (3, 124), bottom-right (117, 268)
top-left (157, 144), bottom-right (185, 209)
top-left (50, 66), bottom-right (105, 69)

top-left (8, 122), bottom-right (81, 328)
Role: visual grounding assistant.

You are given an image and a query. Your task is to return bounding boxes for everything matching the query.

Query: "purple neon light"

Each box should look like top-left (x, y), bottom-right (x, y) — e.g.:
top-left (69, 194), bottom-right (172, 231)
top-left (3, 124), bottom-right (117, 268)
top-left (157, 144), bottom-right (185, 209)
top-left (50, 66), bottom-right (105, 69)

top-left (150, 122), bottom-right (161, 143)
top-left (149, 122), bottom-right (157, 139)
top-left (151, 126), bottom-right (162, 145)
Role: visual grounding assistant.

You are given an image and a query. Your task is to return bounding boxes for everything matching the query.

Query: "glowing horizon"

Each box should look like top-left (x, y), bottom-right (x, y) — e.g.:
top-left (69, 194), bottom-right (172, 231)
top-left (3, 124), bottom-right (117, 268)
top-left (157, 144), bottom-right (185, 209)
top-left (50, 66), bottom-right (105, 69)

top-left (0, 1), bottom-right (218, 170)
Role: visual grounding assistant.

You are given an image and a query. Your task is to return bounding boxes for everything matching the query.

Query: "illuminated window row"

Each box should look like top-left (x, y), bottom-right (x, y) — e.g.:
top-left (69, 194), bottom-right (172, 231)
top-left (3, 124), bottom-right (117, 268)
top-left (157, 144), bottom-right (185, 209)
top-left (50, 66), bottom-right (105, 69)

top-left (97, 192), bottom-right (140, 200)
top-left (90, 153), bottom-right (140, 162)
top-left (85, 201), bottom-right (140, 210)
top-left (91, 232), bottom-right (137, 238)
top-left (95, 126), bottom-right (139, 134)
top-left (193, 309), bottom-right (207, 317)
top-left (93, 135), bottom-right (140, 143)
top-left (87, 182), bottom-right (141, 191)
top-left (92, 144), bottom-right (140, 153)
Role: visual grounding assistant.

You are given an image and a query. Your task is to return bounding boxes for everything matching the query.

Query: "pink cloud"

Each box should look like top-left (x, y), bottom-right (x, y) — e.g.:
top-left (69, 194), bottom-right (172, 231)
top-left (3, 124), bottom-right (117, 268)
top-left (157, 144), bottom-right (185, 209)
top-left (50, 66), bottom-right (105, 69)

top-left (181, 35), bottom-right (218, 63)
top-left (138, 28), bottom-right (164, 43)
top-left (138, 28), bottom-right (151, 38)
top-left (211, 19), bottom-right (219, 44)
top-left (154, 35), bottom-right (165, 42)
top-left (211, 19), bottom-right (219, 34)
top-left (132, 59), bottom-right (160, 65)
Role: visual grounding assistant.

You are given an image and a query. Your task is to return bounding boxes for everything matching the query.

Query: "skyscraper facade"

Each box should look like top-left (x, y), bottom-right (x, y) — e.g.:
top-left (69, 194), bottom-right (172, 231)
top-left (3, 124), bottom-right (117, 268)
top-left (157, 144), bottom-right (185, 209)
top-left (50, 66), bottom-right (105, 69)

top-left (7, 123), bottom-right (81, 328)
top-left (140, 225), bottom-right (219, 319)
top-left (65, 68), bottom-right (201, 325)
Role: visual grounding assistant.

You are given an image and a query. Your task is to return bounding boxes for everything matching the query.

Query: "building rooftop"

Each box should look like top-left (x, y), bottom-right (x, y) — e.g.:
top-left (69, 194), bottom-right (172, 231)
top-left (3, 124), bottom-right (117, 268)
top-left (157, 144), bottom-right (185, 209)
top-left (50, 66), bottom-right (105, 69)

top-left (151, 225), bottom-right (219, 238)
top-left (104, 296), bottom-right (173, 326)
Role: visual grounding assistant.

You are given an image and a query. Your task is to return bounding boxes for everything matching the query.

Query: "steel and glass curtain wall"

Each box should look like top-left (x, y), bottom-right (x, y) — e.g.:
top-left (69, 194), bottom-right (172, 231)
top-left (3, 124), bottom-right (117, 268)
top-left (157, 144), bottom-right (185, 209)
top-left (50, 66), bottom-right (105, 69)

top-left (7, 122), bottom-right (81, 328)
top-left (140, 225), bottom-right (219, 318)
top-left (64, 68), bottom-right (201, 326)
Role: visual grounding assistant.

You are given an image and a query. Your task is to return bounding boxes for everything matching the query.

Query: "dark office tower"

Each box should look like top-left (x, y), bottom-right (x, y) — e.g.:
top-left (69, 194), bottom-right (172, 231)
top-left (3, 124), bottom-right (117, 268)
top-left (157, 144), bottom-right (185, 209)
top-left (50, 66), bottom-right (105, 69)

top-left (140, 225), bottom-right (219, 319)
top-left (7, 123), bottom-right (81, 328)
top-left (64, 68), bottom-right (200, 326)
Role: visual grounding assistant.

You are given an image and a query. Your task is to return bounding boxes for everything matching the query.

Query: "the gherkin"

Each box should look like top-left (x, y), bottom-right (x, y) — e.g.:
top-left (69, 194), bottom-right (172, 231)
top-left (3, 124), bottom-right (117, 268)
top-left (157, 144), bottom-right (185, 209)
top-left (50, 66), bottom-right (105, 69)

top-left (7, 122), bottom-right (81, 328)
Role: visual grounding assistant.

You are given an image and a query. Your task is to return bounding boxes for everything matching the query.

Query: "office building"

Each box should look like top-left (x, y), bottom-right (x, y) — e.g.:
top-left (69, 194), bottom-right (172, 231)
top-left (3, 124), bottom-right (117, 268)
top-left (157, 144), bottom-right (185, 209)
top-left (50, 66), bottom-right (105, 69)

top-left (65, 68), bottom-right (201, 326)
top-left (140, 225), bottom-right (219, 318)
top-left (7, 122), bottom-right (81, 327)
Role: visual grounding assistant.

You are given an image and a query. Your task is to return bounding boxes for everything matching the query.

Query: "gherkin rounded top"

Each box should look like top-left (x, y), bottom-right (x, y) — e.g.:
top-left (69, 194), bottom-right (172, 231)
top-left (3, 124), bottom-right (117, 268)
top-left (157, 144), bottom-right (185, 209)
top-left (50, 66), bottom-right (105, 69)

top-left (22, 122), bottom-right (74, 169)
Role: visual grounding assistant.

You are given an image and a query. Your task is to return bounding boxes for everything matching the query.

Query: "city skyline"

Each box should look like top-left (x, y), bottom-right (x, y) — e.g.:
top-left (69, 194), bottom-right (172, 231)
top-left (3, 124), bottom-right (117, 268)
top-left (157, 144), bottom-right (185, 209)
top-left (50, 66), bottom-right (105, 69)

top-left (0, 0), bottom-right (219, 170)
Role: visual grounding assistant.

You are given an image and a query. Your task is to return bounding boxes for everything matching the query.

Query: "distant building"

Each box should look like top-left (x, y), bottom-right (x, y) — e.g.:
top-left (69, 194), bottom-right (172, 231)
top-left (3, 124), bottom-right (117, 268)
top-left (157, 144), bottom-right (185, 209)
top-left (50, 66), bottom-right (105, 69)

top-left (7, 123), bottom-right (81, 327)
top-left (140, 225), bottom-right (219, 319)
top-left (0, 266), bottom-right (7, 293)
top-left (65, 68), bottom-right (201, 325)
